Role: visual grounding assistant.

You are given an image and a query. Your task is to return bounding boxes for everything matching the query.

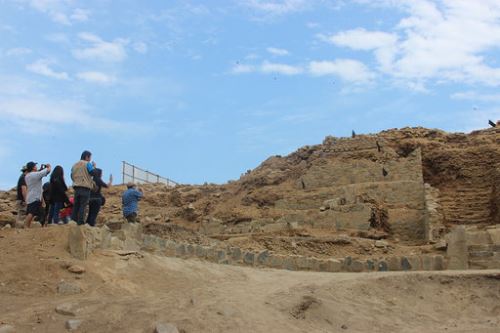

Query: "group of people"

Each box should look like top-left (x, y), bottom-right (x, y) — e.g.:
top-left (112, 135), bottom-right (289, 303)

top-left (16, 150), bottom-right (144, 228)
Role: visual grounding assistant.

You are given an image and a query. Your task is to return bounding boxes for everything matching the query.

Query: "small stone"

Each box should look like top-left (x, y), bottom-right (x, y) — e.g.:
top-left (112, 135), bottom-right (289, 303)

top-left (0, 324), bottom-right (15, 333)
top-left (59, 261), bottom-right (73, 269)
top-left (2, 224), bottom-right (11, 230)
top-left (319, 206), bottom-right (327, 212)
top-left (57, 281), bottom-right (81, 295)
top-left (65, 319), bottom-right (82, 331)
top-left (67, 265), bottom-right (86, 274)
top-left (155, 322), bottom-right (179, 333)
top-left (32, 222), bottom-right (42, 228)
top-left (375, 240), bottom-right (388, 248)
top-left (55, 303), bottom-right (77, 316)
top-left (341, 324), bottom-right (348, 329)
top-left (433, 239), bottom-right (447, 251)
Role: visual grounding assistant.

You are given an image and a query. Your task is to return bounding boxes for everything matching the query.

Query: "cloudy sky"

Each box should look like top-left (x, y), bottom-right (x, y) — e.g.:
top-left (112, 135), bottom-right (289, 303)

top-left (1, 0), bottom-right (500, 189)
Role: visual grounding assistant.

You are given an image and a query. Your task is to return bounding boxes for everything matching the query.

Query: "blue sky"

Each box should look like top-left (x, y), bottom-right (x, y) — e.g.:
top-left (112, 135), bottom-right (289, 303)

top-left (1, 0), bottom-right (500, 189)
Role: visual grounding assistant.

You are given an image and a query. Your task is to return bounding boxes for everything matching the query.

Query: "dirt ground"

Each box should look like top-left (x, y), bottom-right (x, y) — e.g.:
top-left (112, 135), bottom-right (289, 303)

top-left (1, 227), bottom-right (499, 333)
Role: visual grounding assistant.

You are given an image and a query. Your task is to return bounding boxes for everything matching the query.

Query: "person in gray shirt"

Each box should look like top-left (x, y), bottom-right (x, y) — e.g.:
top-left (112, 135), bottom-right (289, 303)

top-left (24, 161), bottom-right (51, 228)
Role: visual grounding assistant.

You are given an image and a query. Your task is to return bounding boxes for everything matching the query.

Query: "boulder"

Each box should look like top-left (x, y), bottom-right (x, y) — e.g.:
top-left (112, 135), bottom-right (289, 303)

top-left (155, 323), bottom-right (179, 333)
top-left (0, 325), bottom-right (15, 333)
top-left (57, 281), bottom-right (81, 295)
top-left (66, 319), bottom-right (83, 331)
top-left (55, 303), bottom-right (77, 316)
top-left (67, 265), bottom-right (85, 274)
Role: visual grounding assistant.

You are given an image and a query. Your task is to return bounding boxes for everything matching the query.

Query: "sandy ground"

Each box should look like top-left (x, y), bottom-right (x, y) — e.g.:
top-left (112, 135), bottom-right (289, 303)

top-left (0, 227), bottom-right (499, 333)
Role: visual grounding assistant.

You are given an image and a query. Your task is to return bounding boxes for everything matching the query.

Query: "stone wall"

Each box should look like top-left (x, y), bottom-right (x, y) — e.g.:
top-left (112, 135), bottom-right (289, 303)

top-left (141, 233), bottom-right (446, 272)
top-left (446, 225), bottom-right (500, 270)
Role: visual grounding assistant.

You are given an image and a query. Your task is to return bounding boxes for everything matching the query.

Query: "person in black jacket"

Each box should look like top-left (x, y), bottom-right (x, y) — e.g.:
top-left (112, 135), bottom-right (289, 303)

top-left (48, 165), bottom-right (70, 224)
top-left (86, 168), bottom-right (112, 227)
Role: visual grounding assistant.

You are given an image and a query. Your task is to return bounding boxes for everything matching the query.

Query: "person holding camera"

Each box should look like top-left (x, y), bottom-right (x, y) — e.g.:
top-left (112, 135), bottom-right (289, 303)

top-left (70, 150), bottom-right (95, 224)
top-left (24, 161), bottom-right (51, 228)
top-left (122, 182), bottom-right (143, 223)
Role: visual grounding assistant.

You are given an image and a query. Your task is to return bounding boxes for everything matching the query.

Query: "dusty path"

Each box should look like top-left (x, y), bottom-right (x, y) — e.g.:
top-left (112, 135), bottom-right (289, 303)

top-left (0, 227), bottom-right (499, 333)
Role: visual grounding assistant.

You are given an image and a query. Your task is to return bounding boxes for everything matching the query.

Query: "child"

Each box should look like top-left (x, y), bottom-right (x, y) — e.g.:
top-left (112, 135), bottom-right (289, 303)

top-left (59, 197), bottom-right (74, 224)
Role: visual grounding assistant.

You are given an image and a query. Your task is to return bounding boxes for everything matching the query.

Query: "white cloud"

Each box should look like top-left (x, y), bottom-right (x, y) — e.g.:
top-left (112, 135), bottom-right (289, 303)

top-left (76, 71), bottom-right (115, 84)
top-left (451, 91), bottom-right (500, 102)
top-left (73, 32), bottom-right (128, 62)
top-left (242, 0), bottom-right (310, 15)
top-left (309, 59), bottom-right (375, 83)
top-left (45, 33), bottom-right (69, 44)
top-left (325, 28), bottom-right (398, 50)
top-left (261, 61), bottom-right (303, 75)
top-left (327, 0), bottom-right (500, 87)
top-left (133, 42), bottom-right (148, 54)
top-left (231, 64), bottom-right (256, 74)
top-left (5, 48), bottom-right (32, 56)
top-left (20, 0), bottom-right (90, 25)
top-left (26, 59), bottom-right (69, 80)
top-left (267, 47), bottom-right (289, 56)
top-left (70, 8), bottom-right (90, 22)
top-left (50, 11), bottom-right (70, 25)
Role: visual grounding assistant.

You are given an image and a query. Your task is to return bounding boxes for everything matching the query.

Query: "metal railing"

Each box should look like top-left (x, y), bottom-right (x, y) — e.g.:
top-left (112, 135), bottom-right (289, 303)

top-left (122, 161), bottom-right (178, 187)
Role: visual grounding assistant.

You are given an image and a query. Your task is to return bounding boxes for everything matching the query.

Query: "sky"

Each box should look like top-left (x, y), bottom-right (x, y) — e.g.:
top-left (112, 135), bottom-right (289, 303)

top-left (1, 0), bottom-right (500, 189)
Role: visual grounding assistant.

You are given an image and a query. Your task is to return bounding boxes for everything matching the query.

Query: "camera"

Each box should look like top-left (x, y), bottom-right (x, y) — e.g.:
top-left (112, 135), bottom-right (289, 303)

top-left (40, 164), bottom-right (47, 170)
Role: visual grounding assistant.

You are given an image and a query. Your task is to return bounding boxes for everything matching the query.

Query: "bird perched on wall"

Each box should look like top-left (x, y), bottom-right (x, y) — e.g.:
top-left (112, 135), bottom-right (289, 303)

top-left (488, 120), bottom-right (496, 127)
top-left (382, 168), bottom-right (388, 177)
top-left (352, 130), bottom-right (356, 138)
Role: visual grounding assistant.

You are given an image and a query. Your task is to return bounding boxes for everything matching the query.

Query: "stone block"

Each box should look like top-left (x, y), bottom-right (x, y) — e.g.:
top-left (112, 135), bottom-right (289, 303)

top-left (0, 325), bottom-right (15, 333)
top-left (229, 247), bottom-right (242, 262)
top-left (387, 257), bottom-right (401, 271)
top-left (206, 248), bottom-right (218, 262)
top-left (342, 256), bottom-right (352, 271)
top-left (243, 252), bottom-right (255, 265)
top-left (217, 250), bottom-right (227, 263)
top-left (407, 256), bottom-right (422, 271)
top-left (109, 236), bottom-right (124, 250)
top-left (195, 245), bottom-right (207, 258)
top-left (66, 319), bottom-right (83, 331)
top-left (466, 231), bottom-right (492, 245)
top-left (296, 256), bottom-right (313, 270)
top-left (377, 260), bottom-right (388, 271)
top-left (421, 255), bottom-right (434, 270)
top-left (486, 228), bottom-right (500, 245)
top-left (256, 250), bottom-right (270, 266)
top-left (446, 226), bottom-right (469, 270)
top-left (267, 255), bottom-right (285, 268)
top-left (57, 281), bottom-right (81, 295)
top-left (283, 256), bottom-right (298, 271)
top-left (366, 259), bottom-right (376, 271)
top-left (350, 260), bottom-right (365, 272)
top-left (401, 257), bottom-right (411, 271)
top-left (68, 225), bottom-right (91, 260)
top-left (175, 244), bottom-right (186, 257)
top-left (155, 322), bottom-right (179, 333)
top-left (433, 255), bottom-right (445, 270)
top-left (164, 241), bottom-right (176, 256)
top-left (318, 259), bottom-right (342, 272)
top-left (185, 244), bottom-right (195, 257)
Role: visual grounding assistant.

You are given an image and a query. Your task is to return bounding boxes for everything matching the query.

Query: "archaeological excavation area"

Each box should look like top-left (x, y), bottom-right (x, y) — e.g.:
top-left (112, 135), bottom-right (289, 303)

top-left (0, 126), bottom-right (499, 332)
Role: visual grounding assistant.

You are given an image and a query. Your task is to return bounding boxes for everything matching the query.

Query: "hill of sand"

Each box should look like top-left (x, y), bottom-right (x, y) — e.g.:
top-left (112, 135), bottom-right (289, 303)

top-left (0, 226), bottom-right (499, 333)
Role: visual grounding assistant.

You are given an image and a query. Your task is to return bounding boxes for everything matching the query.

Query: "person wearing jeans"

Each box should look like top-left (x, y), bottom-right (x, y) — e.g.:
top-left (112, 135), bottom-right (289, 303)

top-left (86, 168), bottom-right (112, 227)
top-left (48, 165), bottom-right (69, 224)
top-left (70, 150), bottom-right (95, 224)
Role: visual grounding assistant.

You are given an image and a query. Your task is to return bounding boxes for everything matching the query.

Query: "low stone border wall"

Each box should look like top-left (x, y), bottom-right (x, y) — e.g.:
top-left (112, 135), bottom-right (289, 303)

top-left (69, 223), bottom-right (447, 272)
top-left (141, 233), bottom-right (447, 272)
